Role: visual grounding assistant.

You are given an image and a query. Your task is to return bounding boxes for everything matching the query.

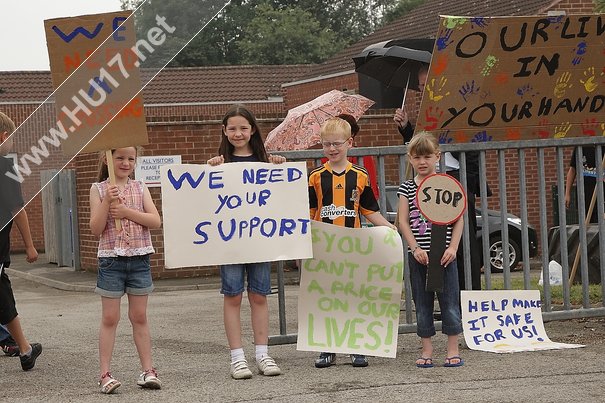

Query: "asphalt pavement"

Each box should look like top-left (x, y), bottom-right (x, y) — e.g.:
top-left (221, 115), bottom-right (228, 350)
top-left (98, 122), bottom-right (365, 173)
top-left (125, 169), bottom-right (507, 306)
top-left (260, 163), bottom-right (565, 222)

top-left (1, 254), bottom-right (604, 402)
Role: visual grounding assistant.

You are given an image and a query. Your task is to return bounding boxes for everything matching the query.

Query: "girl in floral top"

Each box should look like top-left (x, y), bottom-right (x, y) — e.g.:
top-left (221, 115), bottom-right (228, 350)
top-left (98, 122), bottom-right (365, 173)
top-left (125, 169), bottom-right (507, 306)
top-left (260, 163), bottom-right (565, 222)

top-left (89, 147), bottom-right (162, 394)
top-left (397, 132), bottom-right (464, 369)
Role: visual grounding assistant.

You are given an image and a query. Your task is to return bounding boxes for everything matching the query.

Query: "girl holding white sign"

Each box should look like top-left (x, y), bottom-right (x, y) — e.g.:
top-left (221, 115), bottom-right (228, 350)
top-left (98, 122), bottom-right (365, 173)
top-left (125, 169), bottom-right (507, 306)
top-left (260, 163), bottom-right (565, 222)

top-left (89, 147), bottom-right (162, 393)
top-left (207, 105), bottom-right (285, 380)
top-left (397, 132), bottom-right (465, 368)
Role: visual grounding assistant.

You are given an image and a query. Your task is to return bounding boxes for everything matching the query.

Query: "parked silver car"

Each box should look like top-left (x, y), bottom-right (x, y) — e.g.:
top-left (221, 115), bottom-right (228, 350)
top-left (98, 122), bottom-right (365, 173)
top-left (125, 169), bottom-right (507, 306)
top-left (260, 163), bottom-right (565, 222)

top-left (383, 186), bottom-right (538, 272)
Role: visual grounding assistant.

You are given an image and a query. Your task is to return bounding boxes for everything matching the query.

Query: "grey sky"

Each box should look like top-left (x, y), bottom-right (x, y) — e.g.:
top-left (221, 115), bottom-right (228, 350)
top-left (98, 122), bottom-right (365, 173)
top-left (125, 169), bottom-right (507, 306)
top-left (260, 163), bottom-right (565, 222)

top-left (1, 0), bottom-right (123, 71)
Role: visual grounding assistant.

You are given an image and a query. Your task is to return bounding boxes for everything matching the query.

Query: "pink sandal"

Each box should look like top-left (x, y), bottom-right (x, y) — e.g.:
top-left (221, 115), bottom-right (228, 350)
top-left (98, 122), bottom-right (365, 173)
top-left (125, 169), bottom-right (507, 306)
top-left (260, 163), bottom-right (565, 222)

top-left (99, 372), bottom-right (121, 394)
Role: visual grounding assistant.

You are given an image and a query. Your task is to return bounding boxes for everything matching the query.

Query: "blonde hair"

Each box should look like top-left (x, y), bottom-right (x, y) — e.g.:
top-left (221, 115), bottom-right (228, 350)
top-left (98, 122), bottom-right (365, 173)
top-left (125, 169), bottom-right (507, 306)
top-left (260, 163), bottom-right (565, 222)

top-left (407, 131), bottom-right (440, 156)
top-left (0, 111), bottom-right (16, 135)
top-left (320, 117), bottom-right (351, 140)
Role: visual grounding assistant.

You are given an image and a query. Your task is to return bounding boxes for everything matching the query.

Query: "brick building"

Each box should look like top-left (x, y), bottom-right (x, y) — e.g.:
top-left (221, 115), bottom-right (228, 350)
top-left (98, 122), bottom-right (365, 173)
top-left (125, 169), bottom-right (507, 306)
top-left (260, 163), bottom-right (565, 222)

top-left (0, 0), bottom-right (599, 277)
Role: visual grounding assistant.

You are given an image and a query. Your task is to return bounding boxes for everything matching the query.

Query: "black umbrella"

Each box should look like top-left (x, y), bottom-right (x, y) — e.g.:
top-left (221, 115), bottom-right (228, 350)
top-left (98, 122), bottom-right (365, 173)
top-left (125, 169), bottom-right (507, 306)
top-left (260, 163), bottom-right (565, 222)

top-left (353, 38), bottom-right (434, 92)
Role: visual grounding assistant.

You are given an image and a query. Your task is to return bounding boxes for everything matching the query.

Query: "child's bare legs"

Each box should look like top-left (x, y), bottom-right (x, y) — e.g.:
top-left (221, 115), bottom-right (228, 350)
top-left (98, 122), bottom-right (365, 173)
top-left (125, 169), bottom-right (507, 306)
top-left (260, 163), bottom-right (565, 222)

top-left (224, 294), bottom-right (243, 349)
top-left (5, 316), bottom-right (30, 353)
top-left (248, 291), bottom-right (268, 346)
top-left (99, 297), bottom-right (121, 375)
top-left (128, 294), bottom-right (153, 371)
top-left (446, 334), bottom-right (461, 362)
top-left (416, 337), bottom-right (433, 364)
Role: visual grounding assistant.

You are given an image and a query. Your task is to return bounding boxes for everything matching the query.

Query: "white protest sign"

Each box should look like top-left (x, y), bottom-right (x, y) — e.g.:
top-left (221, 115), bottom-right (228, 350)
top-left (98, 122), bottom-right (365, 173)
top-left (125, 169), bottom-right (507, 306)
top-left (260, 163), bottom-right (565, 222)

top-left (297, 221), bottom-right (404, 358)
top-left (160, 162), bottom-right (312, 268)
top-left (461, 290), bottom-right (584, 353)
top-left (136, 155), bottom-right (182, 187)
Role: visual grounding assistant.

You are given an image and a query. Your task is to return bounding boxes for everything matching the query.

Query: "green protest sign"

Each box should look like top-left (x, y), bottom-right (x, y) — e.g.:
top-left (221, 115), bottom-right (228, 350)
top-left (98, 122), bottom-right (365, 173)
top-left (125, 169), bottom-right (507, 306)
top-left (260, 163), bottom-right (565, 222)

top-left (297, 221), bottom-right (404, 357)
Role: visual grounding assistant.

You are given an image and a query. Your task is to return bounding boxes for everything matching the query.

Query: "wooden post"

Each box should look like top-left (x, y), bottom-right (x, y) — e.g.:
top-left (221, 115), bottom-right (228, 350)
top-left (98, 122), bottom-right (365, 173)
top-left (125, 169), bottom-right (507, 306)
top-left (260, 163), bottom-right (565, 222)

top-left (105, 150), bottom-right (122, 231)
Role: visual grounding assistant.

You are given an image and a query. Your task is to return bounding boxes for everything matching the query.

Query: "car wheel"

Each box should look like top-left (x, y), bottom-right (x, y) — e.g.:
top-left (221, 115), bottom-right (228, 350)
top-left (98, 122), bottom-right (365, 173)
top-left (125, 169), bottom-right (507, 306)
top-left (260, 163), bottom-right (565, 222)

top-left (488, 235), bottom-right (521, 272)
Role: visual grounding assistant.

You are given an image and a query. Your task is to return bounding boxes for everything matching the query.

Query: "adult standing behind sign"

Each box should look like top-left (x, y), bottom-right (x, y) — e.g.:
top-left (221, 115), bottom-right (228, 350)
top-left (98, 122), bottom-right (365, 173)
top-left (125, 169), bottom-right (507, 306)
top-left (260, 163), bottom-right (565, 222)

top-left (393, 64), bottom-right (428, 144)
top-left (393, 66), bottom-right (485, 291)
top-left (308, 117), bottom-right (396, 369)
top-left (565, 146), bottom-right (604, 224)
top-left (397, 132), bottom-right (464, 368)
top-left (207, 105), bottom-right (285, 380)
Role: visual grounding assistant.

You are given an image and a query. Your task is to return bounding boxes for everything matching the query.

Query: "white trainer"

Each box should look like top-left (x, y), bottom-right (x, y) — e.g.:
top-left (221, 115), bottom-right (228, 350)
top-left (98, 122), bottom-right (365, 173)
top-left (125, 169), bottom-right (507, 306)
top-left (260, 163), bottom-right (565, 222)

top-left (257, 356), bottom-right (282, 376)
top-left (231, 359), bottom-right (253, 379)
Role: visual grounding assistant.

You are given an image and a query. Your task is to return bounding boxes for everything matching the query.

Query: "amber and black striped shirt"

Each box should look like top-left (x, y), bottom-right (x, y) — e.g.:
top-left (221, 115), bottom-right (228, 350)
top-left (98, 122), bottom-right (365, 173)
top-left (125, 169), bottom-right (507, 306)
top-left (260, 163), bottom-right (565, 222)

top-left (308, 162), bottom-right (379, 228)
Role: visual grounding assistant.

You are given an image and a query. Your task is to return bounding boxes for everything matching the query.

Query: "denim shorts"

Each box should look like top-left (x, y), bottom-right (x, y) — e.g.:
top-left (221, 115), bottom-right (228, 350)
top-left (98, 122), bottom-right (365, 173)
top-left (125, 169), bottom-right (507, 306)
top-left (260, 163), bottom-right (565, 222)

top-left (220, 262), bottom-right (271, 296)
top-left (95, 255), bottom-right (154, 298)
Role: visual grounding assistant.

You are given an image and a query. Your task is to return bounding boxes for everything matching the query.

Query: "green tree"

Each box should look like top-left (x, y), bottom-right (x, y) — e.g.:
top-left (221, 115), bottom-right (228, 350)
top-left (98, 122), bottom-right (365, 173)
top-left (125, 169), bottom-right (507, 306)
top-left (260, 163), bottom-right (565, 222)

top-left (381, 0), bottom-right (425, 25)
top-left (120, 0), bottom-right (409, 66)
top-left (237, 3), bottom-right (340, 64)
top-left (595, 0), bottom-right (605, 12)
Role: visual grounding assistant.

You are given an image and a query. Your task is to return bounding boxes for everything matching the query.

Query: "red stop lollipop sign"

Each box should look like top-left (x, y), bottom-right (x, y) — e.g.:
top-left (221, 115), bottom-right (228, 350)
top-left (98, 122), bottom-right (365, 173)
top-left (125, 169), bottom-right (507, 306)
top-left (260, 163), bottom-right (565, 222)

top-left (416, 173), bottom-right (467, 225)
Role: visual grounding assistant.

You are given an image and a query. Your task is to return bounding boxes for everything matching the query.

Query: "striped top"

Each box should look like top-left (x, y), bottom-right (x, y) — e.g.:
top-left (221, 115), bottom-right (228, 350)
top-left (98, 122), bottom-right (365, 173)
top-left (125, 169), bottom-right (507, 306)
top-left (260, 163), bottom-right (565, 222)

top-left (397, 179), bottom-right (452, 252)
top-left (94, 179), bottom-right (154, 258)
top-left (308, 162), bottom-right (379, 228)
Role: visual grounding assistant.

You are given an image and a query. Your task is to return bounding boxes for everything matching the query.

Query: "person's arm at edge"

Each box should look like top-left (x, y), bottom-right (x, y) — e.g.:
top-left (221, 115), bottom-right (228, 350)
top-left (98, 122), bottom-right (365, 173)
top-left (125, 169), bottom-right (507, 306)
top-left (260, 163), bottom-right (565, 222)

top-left (13, 209), bottom-right (38, 263)
top-left (398, 122), bottom-right (413, 143)
top-left (565, 167), bottom-right (576, 208)
top-left (441, 215), bottom-right (464, 267)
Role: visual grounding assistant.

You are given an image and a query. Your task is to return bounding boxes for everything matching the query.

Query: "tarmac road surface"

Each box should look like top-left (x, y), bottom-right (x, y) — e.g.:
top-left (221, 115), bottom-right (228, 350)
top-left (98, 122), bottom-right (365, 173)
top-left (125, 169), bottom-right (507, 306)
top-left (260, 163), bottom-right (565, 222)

top-left (1, 266), bottom-right (605, 402)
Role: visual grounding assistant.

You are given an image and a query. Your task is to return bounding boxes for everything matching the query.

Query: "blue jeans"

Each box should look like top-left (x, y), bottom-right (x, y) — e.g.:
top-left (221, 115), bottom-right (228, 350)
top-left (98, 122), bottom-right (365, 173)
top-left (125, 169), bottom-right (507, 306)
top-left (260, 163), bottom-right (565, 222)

top-left (408, 253), bottom-right (463, 338)
top-left (220, 262), bottom-right (271, 296)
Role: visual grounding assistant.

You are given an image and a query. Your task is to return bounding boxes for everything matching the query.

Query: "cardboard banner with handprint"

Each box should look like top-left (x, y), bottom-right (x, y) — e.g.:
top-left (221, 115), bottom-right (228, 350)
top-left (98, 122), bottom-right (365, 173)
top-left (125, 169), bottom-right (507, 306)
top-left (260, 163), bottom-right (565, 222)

top-left (416, 14), bottom-right (605, 142)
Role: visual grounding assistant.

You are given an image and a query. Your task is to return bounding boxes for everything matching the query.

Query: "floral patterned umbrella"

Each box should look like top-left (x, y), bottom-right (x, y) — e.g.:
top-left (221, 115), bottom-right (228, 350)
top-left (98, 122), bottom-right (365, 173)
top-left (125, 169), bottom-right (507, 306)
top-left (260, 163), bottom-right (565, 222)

top-left (264, 90), bottom-right (374, 151)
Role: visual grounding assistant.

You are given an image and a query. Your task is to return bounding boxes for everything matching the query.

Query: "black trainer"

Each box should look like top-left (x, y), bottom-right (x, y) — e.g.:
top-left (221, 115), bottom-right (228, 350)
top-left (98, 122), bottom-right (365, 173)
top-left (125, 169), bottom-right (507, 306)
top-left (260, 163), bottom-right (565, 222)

top-left (351, 354), bottom-right (369, 367)
top-left (314, 352), bottom-right (336, 368)
top-left (1, 336), bottom-right (20, 357)
top-left (20, 343), bottom-right (42, 371)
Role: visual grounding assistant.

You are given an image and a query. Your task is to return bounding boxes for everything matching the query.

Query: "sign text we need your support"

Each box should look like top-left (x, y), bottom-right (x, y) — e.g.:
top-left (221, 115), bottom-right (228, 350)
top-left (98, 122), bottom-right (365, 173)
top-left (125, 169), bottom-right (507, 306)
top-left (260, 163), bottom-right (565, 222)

top-left (160, 162), bottom-right (312, 268)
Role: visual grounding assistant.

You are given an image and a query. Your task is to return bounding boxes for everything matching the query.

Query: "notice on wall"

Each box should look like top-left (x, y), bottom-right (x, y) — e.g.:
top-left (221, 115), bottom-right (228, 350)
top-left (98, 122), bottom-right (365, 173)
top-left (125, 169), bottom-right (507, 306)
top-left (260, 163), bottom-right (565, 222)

top-left (45, 11), bottom-right (148, 154)
top-left (297, 221), bottom-right (404, 358)
top-left (417, 14), bottom-right (605, 142)
top-left (461, 290), bottom-right (584, 353)
top-left (135, 155), bottom-right (181, 187)
top-left (160, 162), bottom-right (312, 268)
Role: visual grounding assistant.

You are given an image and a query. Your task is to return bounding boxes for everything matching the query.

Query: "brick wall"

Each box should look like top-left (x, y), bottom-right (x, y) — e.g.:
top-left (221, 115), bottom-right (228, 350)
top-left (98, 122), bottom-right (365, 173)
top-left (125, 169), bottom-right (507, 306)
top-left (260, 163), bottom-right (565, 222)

top-left (546, 0), bottom-right (600, 13)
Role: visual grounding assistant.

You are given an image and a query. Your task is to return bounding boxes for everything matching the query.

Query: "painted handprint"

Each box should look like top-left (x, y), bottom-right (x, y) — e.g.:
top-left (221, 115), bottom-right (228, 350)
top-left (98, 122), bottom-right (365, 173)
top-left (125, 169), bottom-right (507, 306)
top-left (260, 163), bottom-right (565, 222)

top-left (433, 55), bottom-right (449, 75)
top-left (471, 131), bottom-right (492, 142)
top-left (437, 29), bottom-right (454, 51)
top-left (481, 55), bottom-right (499, 76)
top-left (443, 17), bottom-right (467, 30)
top-left (580, 67), bottom-right (603, 93)
top-left (505, 128), bottom-right (521, 141)
top-left (426, 77), bottom-right (450, 102)
top-left (438, 130), bottom-right (453, 144)
top-left (554, 122), bottom-right (572, 139)
top-left (470, 17), bottom-right (488, 29)
top-left (516, 84), bottom-right (534, 98)
top-left (554, 72), bottom-right (572, 98)
top-left (533, 119), bottom-right (550, 139)
top-left (581, 118), bottom-right (599, 136)
top-left (571, 41), bottom-right (587, 66)
top-left (422, 106), bottom-right (444, 131)
top-left (459, 80), bottom-right (480, 102)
